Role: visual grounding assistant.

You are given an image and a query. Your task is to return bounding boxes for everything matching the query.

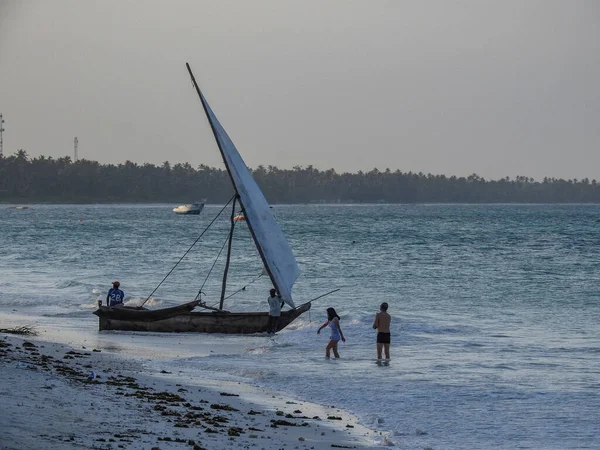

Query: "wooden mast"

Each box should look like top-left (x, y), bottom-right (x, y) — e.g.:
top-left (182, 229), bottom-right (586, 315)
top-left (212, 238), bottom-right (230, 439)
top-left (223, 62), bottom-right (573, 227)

top-left (219, 196), bottom-right (237, 310)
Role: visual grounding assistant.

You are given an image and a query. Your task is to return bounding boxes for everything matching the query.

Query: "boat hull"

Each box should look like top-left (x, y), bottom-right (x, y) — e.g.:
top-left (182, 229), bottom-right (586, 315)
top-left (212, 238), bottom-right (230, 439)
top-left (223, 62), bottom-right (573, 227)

top-left (94, 302), bottom-right (311, 334)
top-left (173, 203), bottom-right (204, 215)
top-left (173, 209), bottom-right (202, 215)
top-left (94, 300), bottom-right (200, 322)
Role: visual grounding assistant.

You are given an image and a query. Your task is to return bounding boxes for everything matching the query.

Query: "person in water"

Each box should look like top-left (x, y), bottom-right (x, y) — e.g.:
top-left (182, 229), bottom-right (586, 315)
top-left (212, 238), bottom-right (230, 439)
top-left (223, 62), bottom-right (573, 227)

top-left (317, 307), bottom-right (346, 358)
top-left (106, 281), bottom-right (125, 307)
top-left (266, 288), bottom-right (284, 335)
top-left (373, 302), bottom-right (391, 360)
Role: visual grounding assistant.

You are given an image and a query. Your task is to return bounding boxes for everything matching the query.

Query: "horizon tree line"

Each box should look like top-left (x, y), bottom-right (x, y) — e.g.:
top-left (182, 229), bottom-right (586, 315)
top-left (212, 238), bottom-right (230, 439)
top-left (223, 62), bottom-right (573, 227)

top-left (0, 150), bottom-right (598, 203)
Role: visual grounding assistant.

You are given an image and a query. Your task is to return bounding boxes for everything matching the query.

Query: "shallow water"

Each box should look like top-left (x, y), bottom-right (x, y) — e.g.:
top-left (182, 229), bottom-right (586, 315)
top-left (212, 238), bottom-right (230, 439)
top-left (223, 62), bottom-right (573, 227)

top-left (1, 203), bottom-right (599, 449)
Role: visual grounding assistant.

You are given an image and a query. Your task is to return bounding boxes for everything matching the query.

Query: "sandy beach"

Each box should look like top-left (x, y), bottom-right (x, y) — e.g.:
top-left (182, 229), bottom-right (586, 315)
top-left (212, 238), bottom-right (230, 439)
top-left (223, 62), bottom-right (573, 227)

top-left (0, 333), bottom-right (388, 450)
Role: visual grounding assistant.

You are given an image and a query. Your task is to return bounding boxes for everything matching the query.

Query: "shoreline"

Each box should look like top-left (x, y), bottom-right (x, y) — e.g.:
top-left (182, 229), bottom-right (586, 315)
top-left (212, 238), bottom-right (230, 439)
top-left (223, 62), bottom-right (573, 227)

top-left (0, 333), bottom-right (388, 450)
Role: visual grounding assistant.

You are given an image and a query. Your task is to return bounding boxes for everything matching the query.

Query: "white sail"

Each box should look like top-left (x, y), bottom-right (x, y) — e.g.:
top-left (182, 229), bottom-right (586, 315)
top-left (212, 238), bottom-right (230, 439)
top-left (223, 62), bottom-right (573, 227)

top-left (191, 73), bottom-right (299, 308)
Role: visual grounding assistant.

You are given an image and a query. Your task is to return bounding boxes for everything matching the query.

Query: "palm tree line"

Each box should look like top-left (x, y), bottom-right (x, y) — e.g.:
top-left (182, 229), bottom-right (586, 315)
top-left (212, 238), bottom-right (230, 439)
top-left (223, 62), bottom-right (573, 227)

top-left (1, 150), bottom-right (598, 203)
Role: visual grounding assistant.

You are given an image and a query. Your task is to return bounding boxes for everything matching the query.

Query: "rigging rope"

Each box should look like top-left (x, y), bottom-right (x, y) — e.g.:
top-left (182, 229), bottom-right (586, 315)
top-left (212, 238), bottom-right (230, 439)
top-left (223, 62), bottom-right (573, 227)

top-left (199, 271), bottom-right (265, 310)
top-left (223, 272), bottom-right (264, 300)
top-left (140, 194), bottom-right (236, 308)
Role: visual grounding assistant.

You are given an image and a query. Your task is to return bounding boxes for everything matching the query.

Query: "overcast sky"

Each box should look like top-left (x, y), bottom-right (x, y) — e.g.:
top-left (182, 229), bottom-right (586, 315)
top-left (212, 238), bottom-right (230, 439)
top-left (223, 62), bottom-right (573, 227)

top-left (0, 0), bottom-right (598, 180)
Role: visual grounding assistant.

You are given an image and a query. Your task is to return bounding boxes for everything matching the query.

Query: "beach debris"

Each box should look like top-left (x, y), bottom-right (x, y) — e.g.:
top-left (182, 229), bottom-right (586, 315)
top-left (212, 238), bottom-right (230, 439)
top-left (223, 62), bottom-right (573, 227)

top-left (227, 427), bottom-right (243, 436)
top-left (0, 325), bottom-right (37, 336)
top-left (210, 403), bottom-right (239, 412)
top-left (207, 414), bottom-right (228, 423)
top-left (271, 419), bottom-right (298, 427)
top-left (66, 350), bottom-right (90, 358)
top-left (1, 335), bottom-right (369, 450)
top-left (285, 412), bottom-right (311, 419)
top-left (159, 408), bottom-right (180, 417)
top-left (159, 437), bottom-right (189, 443)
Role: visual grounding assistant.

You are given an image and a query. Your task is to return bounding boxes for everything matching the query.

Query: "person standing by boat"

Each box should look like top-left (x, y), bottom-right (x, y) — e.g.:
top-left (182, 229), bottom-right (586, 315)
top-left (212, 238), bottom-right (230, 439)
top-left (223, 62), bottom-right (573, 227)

top-left (267, 288), bottom-right (284, 335)
top-left (373, 302), bottom-right (391, 360)
top-left (317, 307), bottom-right (345, 358)
top-left (106, 281), bottom-right (125, 307)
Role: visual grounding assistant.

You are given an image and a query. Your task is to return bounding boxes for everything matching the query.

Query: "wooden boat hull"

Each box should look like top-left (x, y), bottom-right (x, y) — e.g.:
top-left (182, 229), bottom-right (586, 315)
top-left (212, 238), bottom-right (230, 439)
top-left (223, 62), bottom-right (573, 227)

top-left (94, 301), bottom-right (311, 334)
top-left (93, 300), bottom-right (200, 322)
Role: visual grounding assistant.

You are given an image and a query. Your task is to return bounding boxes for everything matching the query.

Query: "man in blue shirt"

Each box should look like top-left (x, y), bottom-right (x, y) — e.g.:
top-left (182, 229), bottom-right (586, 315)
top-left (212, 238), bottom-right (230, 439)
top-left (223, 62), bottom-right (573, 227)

top-left (106, 281), bottom-right (125, 307)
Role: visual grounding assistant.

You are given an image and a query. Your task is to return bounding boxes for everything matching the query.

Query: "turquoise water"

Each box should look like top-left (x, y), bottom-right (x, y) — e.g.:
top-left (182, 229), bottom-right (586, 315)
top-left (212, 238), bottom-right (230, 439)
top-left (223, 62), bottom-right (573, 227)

top-left (1, 203), bottom-right (599, 449)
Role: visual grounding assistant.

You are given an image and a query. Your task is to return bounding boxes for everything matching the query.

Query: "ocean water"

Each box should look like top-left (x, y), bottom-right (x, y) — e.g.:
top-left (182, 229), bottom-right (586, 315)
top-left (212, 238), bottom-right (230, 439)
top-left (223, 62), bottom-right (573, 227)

top-left (1, 203), bottom-right (599, 449)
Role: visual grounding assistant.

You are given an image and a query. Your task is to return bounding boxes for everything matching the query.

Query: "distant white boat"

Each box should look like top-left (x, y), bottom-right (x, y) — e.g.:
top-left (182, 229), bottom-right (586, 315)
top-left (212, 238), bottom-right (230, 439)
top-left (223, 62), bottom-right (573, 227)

top-left (173, 202), bottom-right (204, 215)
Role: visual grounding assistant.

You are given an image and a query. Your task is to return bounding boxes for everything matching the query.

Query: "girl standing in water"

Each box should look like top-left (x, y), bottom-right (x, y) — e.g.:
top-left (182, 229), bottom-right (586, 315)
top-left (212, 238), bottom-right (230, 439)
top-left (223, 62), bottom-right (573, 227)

top-left (317, 307), bottom-right (346, 358)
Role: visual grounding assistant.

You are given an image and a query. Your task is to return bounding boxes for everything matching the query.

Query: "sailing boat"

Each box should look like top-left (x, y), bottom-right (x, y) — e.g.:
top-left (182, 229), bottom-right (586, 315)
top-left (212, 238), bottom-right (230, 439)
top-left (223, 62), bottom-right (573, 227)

top-left (93, 63), bottom-right (316, 334)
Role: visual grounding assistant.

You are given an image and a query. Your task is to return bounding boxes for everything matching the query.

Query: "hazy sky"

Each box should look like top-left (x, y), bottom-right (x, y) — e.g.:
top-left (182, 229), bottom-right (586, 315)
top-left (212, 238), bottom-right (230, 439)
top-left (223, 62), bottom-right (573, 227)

top-left (0, 1), bottom-right (598, 180)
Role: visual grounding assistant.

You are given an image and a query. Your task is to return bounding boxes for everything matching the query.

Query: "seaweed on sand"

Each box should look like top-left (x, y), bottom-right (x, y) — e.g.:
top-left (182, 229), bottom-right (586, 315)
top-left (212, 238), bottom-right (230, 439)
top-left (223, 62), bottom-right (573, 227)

top-left (0, 325), bottom-right (38, 336)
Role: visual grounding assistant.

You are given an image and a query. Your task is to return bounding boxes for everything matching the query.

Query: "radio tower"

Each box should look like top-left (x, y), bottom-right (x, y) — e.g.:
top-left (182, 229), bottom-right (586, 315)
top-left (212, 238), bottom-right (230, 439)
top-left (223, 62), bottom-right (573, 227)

top-left (0, 114), bottom-right (5, 157)
top-left (74, 136), bottom-right (78, 162)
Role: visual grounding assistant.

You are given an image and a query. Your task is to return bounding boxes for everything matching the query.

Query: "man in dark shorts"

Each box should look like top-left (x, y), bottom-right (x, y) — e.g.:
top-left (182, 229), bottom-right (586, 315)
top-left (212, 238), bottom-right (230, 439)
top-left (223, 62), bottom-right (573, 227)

top-left (266, 288), bottom-right (284, 335)
top-left (373, 302), bottom-right (391, 360)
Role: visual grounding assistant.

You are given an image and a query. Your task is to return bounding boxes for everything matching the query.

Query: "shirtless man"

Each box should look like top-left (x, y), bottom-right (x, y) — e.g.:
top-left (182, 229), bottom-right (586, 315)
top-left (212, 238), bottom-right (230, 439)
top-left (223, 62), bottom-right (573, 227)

top-left (373, 302), bottom-right (391, 360)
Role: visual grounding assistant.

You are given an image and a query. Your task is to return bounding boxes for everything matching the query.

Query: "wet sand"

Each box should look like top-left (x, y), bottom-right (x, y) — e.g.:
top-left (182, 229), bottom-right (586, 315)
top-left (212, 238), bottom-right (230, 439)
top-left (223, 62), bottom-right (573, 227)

top-left (0, 334), bottom-right (386, 449)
